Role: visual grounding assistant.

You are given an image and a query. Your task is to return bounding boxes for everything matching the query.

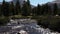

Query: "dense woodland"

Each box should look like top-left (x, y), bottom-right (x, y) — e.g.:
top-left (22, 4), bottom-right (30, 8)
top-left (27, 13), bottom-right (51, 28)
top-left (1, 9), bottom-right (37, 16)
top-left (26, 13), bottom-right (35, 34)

top-left (0, 0), bottom-right (60, 16)
top-left (0, 0), bottom-right (60, 32)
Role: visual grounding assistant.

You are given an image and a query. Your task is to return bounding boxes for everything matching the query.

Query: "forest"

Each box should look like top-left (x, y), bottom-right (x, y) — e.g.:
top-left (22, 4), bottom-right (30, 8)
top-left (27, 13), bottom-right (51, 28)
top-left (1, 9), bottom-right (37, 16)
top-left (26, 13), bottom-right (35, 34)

top-left (0, 0), bottom-right (60, 32)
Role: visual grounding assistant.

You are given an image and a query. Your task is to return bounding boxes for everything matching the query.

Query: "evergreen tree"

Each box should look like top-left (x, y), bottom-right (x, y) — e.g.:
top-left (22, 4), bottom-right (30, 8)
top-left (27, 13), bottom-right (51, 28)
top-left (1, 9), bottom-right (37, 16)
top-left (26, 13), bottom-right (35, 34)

top-left (48, 5), bottom-right (52, 15)
top-left (44, 4), bottom-right (52, 15)
top-left (58, 9), bottom-right (60, 16)
top-left (41, 4), bottom-right (52, 15)
top-left (32, 7), bottom-right (37, 16)
top-left (27, 0), bottom-right (31, 15)
top-left (41, 5), bottom-right (45, 15)
top-left (22, 1), bottom-right (29, 16)
top-left (27, 0), bottom-right (30, 6)
top-left (22, 1), bottom-right (27, 16)
top-left (1, 0), bottom-right (9, 16)
top-left (9, 1), bottom-right (15, 15)
top-left (0, 5), bottom-right (1, 16)
top-left (43, 4), bottom-right (48, 15)
top-left (37, 4), bottom-right (41, 15)
top-left (5, 2), bottom-right (9, 16)
top-left (53, 3), bottom-right (58, 15)
top-left (15, 0), bottom-right (21, 15)
top-left (1, 0), bottom-right (5, 16)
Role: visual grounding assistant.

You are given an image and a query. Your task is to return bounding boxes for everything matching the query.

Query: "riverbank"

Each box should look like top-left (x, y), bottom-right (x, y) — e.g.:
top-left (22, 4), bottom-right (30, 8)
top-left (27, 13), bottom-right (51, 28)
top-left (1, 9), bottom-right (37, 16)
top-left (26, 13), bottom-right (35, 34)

top-left (31, 16), bottom-right (60, 33)
top-left (0, 15), bottom-right (60, 33)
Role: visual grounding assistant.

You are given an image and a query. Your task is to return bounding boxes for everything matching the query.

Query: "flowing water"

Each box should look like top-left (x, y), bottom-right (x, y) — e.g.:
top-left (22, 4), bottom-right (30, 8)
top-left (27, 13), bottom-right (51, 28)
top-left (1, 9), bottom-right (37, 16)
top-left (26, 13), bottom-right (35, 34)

top-left (0, 19), bottom-right (60, 34)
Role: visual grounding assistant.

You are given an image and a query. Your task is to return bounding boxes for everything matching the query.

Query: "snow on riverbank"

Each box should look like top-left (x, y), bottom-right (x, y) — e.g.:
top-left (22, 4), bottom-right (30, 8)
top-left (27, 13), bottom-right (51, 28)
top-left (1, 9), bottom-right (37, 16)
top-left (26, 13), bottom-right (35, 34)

top-left (0, 19), bottom-right (60, 34)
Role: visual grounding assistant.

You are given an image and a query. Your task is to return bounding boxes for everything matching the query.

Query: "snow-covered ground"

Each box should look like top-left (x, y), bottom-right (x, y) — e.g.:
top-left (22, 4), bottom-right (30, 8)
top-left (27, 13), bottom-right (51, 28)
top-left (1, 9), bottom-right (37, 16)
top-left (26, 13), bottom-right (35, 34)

top-left (0, 19), bottom-right (60, 34)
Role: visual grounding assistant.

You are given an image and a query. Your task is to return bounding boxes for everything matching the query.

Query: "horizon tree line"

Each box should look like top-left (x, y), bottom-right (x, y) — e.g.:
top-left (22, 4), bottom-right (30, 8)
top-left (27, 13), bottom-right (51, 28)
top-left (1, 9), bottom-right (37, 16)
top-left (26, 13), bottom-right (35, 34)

top-left (0, 0), bottom-right (60, 16)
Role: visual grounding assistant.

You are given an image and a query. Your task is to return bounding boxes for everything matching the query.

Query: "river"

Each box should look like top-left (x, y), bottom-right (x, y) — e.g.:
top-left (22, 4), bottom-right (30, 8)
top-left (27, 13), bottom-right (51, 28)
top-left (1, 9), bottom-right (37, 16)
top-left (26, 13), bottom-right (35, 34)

top-left (0, 19), bottom-right (60, 34)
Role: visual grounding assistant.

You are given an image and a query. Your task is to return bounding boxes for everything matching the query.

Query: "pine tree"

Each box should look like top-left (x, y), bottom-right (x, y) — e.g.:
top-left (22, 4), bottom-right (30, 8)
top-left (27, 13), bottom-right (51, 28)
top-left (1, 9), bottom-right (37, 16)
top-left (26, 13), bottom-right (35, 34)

top-left (22, 1), bottom-right (27, 16)
top-left (47, 5), bottom-right (52, 15)
top-left (41, 4), bottom-right (52, 15)
top-left (1, 0), bottom-right (9, 16)
top-left (53, 3), bottom-right (58, 15)
top-left (22, 1), bottom-right (30, 16)
top-left (9, 1), bottom-right (15, 15)
top-left (15, 0), bottom-right (21, 15)
top-left (27, 0), bottom-right (30, 6)
top-left (0, 5), bottom-right (1, 16)
top-left (22, 0), bottom-right (32, 16)
top-left (43, 4), bottom-right (48, 15)
top-left (32, 7), bottom-right (37, 16)
top-left (5, 2), bottom-right (10, 16)
top-left (44, 4), bottom-right (52, 15)
top-left (58, 9), bottom-right (60, 16)
top-left (41, 5), bottom-right (45, 15)
top-left (1, 0), bottom-right (5, 16)
top-left (37, 4), bottom-right (41, 15)
top-left (27, 0), bottom-right (31, 15)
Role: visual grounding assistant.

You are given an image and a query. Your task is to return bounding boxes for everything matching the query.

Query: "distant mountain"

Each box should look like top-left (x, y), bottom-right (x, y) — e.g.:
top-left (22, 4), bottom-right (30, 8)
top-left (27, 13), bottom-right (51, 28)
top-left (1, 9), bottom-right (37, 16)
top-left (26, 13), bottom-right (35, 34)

top-left (47, 0), bottom-right (60, 8)
top-left (0, 0), bottom-right (35, 8)
top-left (12, 0), bottom-right (25, 5)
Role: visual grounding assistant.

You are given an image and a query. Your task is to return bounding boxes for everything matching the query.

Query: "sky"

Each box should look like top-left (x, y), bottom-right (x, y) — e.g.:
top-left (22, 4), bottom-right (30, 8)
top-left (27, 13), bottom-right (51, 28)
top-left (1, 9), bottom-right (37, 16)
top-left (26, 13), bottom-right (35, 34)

top-left (30, 0), bottom-right (55, 6)
top-left (0, 0), bottom-right (55, 6)
top-left (0, 0), bottom-right (11, 2)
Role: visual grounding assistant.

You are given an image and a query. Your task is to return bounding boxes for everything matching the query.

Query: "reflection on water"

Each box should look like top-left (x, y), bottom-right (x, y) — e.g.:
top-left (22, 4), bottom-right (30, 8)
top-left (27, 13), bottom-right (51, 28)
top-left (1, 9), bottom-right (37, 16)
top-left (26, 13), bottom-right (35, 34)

top-left (0, 19), bottom-right (60, 34)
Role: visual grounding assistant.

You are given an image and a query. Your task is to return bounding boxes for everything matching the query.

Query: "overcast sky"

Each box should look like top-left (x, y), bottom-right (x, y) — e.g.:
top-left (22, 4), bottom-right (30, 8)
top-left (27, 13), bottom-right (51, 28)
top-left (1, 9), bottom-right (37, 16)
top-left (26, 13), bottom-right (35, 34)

top-left (0, 0), bottom-right (55, 6)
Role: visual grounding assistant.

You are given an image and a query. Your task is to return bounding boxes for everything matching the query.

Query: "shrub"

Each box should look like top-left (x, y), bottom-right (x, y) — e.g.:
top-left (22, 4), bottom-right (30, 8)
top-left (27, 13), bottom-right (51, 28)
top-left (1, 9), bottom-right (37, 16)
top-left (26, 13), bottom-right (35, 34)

top-left (0, 16), bottom-right (9, 26)
top-left (36, 16), bottom-right (60, 32)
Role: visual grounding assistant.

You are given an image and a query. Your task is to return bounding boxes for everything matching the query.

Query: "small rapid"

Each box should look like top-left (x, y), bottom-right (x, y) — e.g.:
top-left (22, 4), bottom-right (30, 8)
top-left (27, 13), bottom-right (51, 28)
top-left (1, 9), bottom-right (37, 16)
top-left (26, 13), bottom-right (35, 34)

top-left (0, 19), bottom-right (60, 34)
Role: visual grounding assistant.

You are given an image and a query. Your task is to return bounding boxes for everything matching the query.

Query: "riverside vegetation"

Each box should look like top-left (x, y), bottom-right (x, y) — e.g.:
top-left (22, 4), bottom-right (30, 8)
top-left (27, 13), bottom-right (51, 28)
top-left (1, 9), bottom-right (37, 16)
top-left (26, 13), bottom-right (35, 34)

top-left (0, 0), bottom-right (60, 32)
